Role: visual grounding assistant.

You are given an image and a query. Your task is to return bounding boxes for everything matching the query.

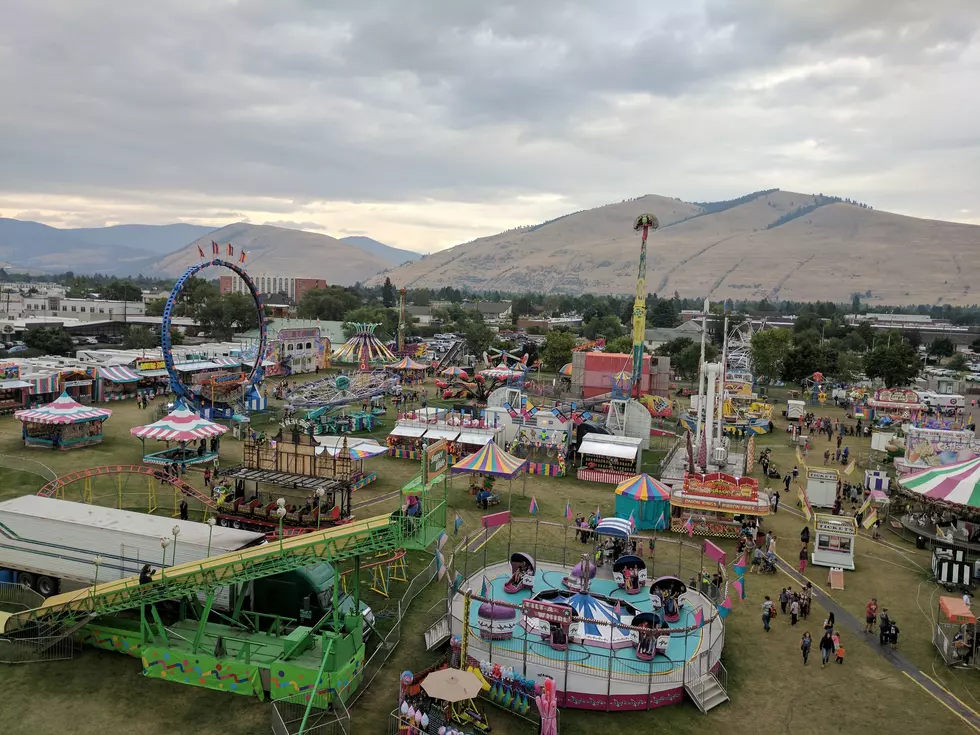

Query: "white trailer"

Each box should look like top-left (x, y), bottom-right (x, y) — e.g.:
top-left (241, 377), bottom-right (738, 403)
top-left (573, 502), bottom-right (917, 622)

top-left (786, 400), bottom-right (806, 420)
top-left (0, 495), bottom-right (264, 597)
top-left (805, 467), bottom-right (840, 508)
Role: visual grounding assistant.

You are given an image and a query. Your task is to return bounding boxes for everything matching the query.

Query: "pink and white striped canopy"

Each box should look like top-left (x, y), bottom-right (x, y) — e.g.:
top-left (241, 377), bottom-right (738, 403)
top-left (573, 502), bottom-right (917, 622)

top-left (15, 392), bottom-right (112, 425)
top-left (900, 456), bottom-right (980, 510)
top-left (131, 404), bottom-right (228, 442)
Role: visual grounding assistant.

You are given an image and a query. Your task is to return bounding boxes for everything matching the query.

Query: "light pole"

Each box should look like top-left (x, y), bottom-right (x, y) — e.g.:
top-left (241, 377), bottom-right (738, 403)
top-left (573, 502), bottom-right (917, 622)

top-left (171, 525), bottom-right (181, 566)
top-left (92, 555), bottom-right (102, 598)
top-left (160, 537), bottom-right (170, 580)
top-left (206, 516), bottom-right (216, 556)
top-left (276, 498), bottom-right (287, 554)
top-left (315, 487), bottom-right (325, 530)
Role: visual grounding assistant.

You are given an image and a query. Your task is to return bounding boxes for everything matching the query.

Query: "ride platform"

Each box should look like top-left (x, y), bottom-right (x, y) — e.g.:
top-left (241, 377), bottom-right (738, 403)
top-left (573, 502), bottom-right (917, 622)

top-left (142, 448), bottom-right (219, 467)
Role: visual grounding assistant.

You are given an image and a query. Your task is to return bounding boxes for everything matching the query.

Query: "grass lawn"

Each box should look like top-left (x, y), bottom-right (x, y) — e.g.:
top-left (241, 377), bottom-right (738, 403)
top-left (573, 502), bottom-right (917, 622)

top-left (0, 381), bottom-right (977, 734)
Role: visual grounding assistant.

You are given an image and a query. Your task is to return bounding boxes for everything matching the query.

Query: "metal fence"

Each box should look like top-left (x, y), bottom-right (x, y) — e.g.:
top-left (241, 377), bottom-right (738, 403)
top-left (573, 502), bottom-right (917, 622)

top-left (0, 454), bottom-right (58, 482)
top-left (271, 692), bottom-right (351, 735)
top-left (0, 633), bottom-right (76, 664)
top-left (0, 581), bottom-right (45, 610)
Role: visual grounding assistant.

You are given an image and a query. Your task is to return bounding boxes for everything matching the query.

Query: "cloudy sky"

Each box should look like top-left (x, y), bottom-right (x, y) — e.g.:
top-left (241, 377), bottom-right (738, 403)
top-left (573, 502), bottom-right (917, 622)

top-left (1, 1), bottom-right (978, 252)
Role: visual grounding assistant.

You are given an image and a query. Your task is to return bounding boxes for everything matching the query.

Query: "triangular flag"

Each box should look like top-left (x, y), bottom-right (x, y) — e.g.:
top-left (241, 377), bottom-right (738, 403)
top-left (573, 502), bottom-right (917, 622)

top-left (565, 502), bottom-right (573, 522)
top-left (480, 577), bottom-right (489, 598)
top-left (684, 515), bottom-right (694, 537)
top-left (595, 505), bottom-right (601, 522)
top-left (529, 497), bottom-right (538, 515)
top-left (857, 493), bottom-right (873, 517)
top-left (732, 553), bottom-right (747, 579)
top-left (238, 249), bottom-right (247, 264)
top-left (717, 596), bottom-right (732, 618)
top-left (451, 571), bottom-right (464, 594)
top-left (435, 550), bottom-right (446, 580)
top-left (437, 530), bottom-right (448, 549)
top-left (196, 244), bottom-right (205, 259)
top-left (613, 600), bottom-right (621, 619)
top-left (693, 606), bottom-right (704, 628)
top-left (844, 459), bottom-right (856, 476)
top-left (657, 510), bottom-right (665, 529)
top-left (628, 510), bottom-right (636, 530)
top-left (454, 512), bottom-right (464, 535)
top-left (733, 578), bottom-right (745, 600)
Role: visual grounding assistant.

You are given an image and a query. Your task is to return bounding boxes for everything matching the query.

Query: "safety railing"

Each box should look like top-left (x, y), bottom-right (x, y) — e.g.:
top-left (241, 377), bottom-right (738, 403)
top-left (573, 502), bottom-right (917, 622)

top-left (0, 581), bottom-right (45, 610)
top-left (0, 632), bottom-right (75, 664)
top-left (272, 690), bottom-right (351, 735)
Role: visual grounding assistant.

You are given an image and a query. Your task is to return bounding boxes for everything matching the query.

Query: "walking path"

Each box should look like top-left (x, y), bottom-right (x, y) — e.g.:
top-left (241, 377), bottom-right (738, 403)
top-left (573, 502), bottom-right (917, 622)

top-left (768, 505), bottom-right (980, 732)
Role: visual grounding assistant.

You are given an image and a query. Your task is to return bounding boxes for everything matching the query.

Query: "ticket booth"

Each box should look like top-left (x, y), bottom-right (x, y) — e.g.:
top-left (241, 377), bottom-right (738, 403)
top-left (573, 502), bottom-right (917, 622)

top-left (805, 467), bottom-right (839, 508)
top-left (811, 514), bottom-right (857, 570)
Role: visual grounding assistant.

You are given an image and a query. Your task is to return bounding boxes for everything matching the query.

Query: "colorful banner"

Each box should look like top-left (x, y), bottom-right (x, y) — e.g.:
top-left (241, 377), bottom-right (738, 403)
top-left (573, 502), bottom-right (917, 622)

top-left (481, 511), bottom-right (511, 529)
top-left (0, 362), bottom-right (20, 380)
top-left (862, 508), bottom-right (878, 529)
top-left (703, 539), bottom-right (727, 565)
top-left (422, 439), bottom-right (449, 486)
top-left (136, 358), bottom-right (166, 371)
top-left (798, 486), bottom-right (813, 521)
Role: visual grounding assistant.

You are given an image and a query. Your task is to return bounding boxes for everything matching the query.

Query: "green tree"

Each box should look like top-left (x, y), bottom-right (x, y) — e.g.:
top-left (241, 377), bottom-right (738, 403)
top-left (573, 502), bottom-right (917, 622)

top-left (928, 337), bottom-right (956, 361)
top-left (864, 340), bottom-right (921, 387)
top-left (584, 314), bottom-right (625, 340)
top-left (603, 336), bottom-right (634, 354)
top-left (23, 327), bottom-right (75, 356)
top-left (101, 279), bottom-right (142, 302)
top-left (297, 286), bottom-right (361, 321)
top-left (970, 337), bottom-right (980, 353)
top-left (835, 351), bottom-right (865, 383)
top-left (948, 353), bottom-right (969, 372)
top-left (648, 300), bottom-right (678, 328)
top-left (750, 328), bottom-right (792, 381)
top-left (123, 325), bottom-right (158, 349)
top-left (194, 293), bottom-right (261, 340)
top-left (541, 331), bottom-right (578, 371)
top-left (781, 338), bottom-right (821, 384)
top-left (381, 277), bottom-right (396, 308)
top-left (144, 297), bottom-right (167, 317)
top-left (655, 337), bottom-right (695, 358)
top-left (463, 322), bottom-right (497, 357)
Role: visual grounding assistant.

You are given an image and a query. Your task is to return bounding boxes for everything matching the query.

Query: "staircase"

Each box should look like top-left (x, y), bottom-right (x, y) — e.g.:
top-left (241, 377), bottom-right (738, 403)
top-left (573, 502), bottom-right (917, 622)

top-left (0, 614), bottom-right (93, 664)
top-left (435, 340), bottom-right (465, 372)
top-left (685, 673), bottom-right (729, 713)
top-left (423, 614), bottom-right (451, 650)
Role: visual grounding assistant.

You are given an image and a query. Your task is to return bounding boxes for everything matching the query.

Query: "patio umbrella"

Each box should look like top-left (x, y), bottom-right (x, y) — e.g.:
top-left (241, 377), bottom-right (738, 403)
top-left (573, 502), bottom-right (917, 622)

top-left (441, 367), bottom-right (469, 378)
top-left (614, 473), bottom-right (670, 501)
top-left (559, 363), bottom-right (573, 377)
top-left (421, 668), bottom-right (484, 703)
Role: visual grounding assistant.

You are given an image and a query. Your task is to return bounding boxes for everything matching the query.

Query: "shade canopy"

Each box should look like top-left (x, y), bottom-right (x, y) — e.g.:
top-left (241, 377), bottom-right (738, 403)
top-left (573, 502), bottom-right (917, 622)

top-left (559, 363), bottom-right (573, 377)
top-left (99, 365), bottom-right (140, 383)
top-left (421, 668), bottom-right (484, 703)
top-left (390, 356), bottom-right (427, 370)
top-left (451, 440), bottom-right (527, 479)
top-left (614, 473), bottom-right (670, 501)
top-left (899, 456), bottom-right (980, 510)
top-left (594, 517), bottom-right (632, 539)
top-left (939, 595), bottom-right (977, 624)
top-left (321, 442), bottom-right (387, 460)
top-left (441, 366), bottom-right (468, 378)
top-left (15, 392), bottom-right (112, 425)
top-left (131, 402), bottom-right (229, 442)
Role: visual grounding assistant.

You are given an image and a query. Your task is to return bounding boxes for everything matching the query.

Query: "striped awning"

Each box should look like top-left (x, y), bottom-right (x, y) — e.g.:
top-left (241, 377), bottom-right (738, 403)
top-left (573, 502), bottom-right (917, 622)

top-left (15, 392), bottom-right (112, 425)
top-left (29, 375), bottom-right (59, 395)
top-left (99, 365), bottom-right (140, 383)
top-left (131, 402), bottom-right (229, 441)
top-left (212, 356), bottom-right (242, 367)
top-left (594, 517), bottom-right (633, 539)
top-left (451, 440), bottom-right (527, 479)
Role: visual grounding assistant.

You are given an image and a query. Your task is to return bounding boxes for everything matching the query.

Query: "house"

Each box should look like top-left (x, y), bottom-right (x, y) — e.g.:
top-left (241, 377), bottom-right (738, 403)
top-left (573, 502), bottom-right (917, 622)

top-left (405, 305), bottom-right (434, 326)
top-left (468, 301), bottom-right (512, 325)
top-left (643, 320), bottom-right (703, 351)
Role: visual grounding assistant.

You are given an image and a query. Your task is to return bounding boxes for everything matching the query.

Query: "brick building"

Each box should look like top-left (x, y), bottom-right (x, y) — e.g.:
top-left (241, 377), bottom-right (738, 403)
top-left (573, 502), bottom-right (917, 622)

top-left (219, 275), bottom-right (327, 302)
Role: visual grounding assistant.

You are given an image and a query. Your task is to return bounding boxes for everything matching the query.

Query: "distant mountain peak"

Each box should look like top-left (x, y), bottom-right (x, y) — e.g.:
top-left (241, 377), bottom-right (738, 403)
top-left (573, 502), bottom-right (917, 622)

top-left (340, 236), bottom-right (422, 267)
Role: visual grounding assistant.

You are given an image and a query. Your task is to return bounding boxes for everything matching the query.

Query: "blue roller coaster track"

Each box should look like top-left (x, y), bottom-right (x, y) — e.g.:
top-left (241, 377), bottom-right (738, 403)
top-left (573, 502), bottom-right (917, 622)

top-left (161, 258), bottom-right (267, 410)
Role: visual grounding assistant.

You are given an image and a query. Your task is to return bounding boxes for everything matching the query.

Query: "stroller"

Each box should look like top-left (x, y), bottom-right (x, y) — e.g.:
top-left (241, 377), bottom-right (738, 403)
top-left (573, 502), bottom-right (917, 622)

top-left (761, 553), bottom-right (778, 575)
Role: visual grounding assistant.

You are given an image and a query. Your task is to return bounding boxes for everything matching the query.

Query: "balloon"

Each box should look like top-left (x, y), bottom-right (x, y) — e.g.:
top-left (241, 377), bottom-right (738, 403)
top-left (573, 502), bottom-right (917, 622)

top-left (400, 701), bottom-right (409, 715)
top-left (421, 714), bottom-right (429, 728)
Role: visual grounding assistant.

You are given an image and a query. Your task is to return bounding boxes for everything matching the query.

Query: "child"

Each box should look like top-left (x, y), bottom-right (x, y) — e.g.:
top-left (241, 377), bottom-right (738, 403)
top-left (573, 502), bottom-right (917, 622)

top-left (834, 632), bottom-right (845, 664)
top-left (801, 632), bottom-right (812, 665)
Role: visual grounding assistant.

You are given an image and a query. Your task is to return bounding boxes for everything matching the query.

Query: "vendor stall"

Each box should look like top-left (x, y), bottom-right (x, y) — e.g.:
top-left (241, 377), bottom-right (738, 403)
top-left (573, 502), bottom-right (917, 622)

top-left (25, 373), bottom-right (60, 407)
top-left (811, 514), bottom-right (857, 570)
top-left (868, 388), bottom-right (926, 425)
top-left (95, 364), bottom-right (141, 402)
top-left (614, 474), bottom-right (670, 531)
top-left (933, 596), bottom-right (977, 668)
top-left (387, 422), bottom-right (427, 460)
top-left (576, 434), bottom-right (643, 484)
top-left (315, 435), bottom-right (387, 490)
top-left (131, 401), bottom-right (228, 467)
top-left (670, 472), bottom-right (767, 538)
top-left (451, 440), bottom-right (527, 507)
top-left (14, 391), bottom-right (112, 450)
top-left (805, 467), bottom-right (840, 508)
top-left (510, 424), bottom-right (571, 477)
top-left (450, 425), bottom-right (505, 463)
top-left (0, 363), bottom-right (30, 414)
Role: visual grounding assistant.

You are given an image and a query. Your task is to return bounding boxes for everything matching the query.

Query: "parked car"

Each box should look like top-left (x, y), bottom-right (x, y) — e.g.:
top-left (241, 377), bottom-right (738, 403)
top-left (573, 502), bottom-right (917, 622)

top-left (82, 336), bottom-right (99, 345)
top-left (8, 345), bottom-right (27, 354)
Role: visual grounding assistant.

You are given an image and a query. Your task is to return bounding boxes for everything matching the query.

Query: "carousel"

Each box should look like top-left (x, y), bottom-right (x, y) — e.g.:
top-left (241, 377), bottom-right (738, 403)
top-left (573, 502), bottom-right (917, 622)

top-left (131, 400), bottom-right (229, 466)
top-left (14, 391), bottom-right (112, 450)
top-left (895, 456), bottom-right (980, 555)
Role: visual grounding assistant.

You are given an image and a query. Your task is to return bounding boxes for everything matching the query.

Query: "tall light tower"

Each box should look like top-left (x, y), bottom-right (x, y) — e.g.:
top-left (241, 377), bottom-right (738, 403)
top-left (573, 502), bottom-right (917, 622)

top-left (630, 214), bottom-right (660, 398)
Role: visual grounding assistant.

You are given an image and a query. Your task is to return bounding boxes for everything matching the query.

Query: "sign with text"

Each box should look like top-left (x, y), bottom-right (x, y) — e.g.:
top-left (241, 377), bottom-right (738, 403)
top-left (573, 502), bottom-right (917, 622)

top-left (522, 599), bottom-right (573, 626)
top-left (136, 358), bottom-right (166, 371)
top-left (0, 362), bottom-right (19, 380)
top-left (422, 439), bottom-right (449, 486)
top-left (806, 468), bottom-right (839, 483)
top-left (683, 471), bottom-right (759, 501)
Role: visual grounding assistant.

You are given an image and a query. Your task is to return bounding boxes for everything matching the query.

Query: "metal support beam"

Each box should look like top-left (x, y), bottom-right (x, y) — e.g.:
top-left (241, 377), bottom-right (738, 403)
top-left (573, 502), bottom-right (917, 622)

top-left (191, 590), bottom-right (216, 652)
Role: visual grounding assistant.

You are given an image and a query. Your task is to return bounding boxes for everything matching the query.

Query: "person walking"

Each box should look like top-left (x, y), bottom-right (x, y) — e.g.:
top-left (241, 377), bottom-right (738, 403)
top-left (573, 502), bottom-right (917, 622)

top-left (833, 632), bottom-right (845, 664)
top-left (823, 448), bottom-right (831, 465)
top-left (801, 632), bottom-right (812, 665)
top-left (779, 587), bottom-right (789, 615)
top-left (819, 630), bottom-right (835, 667)
top-left (762, 595), bottom-right (775, 632)
top-left (799, 544), bottom-right (808, 574)
top-left (790, 595), bottom-right (800, 626)
top-left (865, 598), bottom-right (879, 633)
top-left (772, 490), bottom-right (780, 513)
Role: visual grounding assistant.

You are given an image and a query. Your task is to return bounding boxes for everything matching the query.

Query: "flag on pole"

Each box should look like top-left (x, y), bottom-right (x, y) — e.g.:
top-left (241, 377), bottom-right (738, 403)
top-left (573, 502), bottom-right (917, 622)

top-left (798, 487), bottom-right (813, 522)
top-left (595, 505), bottom-right (601, 522)
top-left (211, 240), bottom-right (220, 255)
top-left (454, 512), bottom-right (464, 535)
top-left (733, 577), bottom-right (745, 600)
top-left (480, 577), bottom-right (489, 598)
top-left (437, 530), bottom-right (448, 550)
top-left (564, 502), bottom-right (573, 522)
top-left (435, 550), bottom-right (446, 580)
top-left (238, 249), bottom-right (247, 264)
top-left (844, 459), bottom-right (856, 476)
top-left (529, 497), bottom-right (538, 515)
top-left (197, 244), bottom-right (205, 259)
top-left (732, 552), bottom-right (747, 578)
top-left (862, 508), bottom-right (878, 529)
top-left (684, 515), bottom-right (694, 537)
top-left (857, 493), bottom-right (873, 517)
top-left (717, 596), bottom-right (732, 618)
top-left (628, 510), bottom-right (636, 530)
top-left (657, 510), bottom-right (665, 529)
top-left (227, 242), bottom-right (234, 256)
top-left (693, 606), bottom-right (704, 629)
top-left (451, 571), bottom-right (464, 594)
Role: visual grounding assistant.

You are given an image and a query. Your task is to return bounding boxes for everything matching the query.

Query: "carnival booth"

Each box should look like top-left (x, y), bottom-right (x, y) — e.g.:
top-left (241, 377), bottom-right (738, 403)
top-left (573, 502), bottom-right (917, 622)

top-left (131, 401), bottom-right (228, 467)
top-left (614, 474), bottom-right (670, 531)
top-left (386, 422), bottom-right (427, 460)
top-left (805, 467), bottom-right (840, 508)
top-left (576, 433), bottom-right (643, 484)
top-left (14, 392), bottom-right (112, 450)
top-left (95, 364), bottom-right (141, 402)
top-left (932, 596), bottom-right (977, 668)
top-left (895, 426), bottom-right (979, 475)
top-left (865, 470), bottom-right (890, 493)
top-left (0, 363), bottom-right (30, 414)
top-left (134, 358), bottom-right (171, 399)
top-left (451, 424), bottom-right (505, 464)
top-left (898, 457), bottom-right (980, 551)
top-left (868, 388), bottom-right (926, 425)
top-left (811, 514), bottom-right (857, 570)
top-left (510, 424), bottom-right (571, 477)
top-left (669, 472), bottom-right (768, 538)
top-left (451, 440), bottom-right (527, 507)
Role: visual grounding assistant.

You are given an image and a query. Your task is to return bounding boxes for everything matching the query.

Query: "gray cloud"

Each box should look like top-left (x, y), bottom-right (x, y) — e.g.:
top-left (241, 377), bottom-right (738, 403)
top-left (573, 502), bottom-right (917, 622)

top-left (1, 0), bottom-right (979, 245)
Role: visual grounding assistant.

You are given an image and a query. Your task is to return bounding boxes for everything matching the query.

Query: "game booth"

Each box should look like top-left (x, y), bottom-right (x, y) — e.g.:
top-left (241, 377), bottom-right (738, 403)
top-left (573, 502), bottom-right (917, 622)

top-left (314, 436), bottom-right (387, 490)
top-left (450, 424), bottom-right (505, 465)
top-left (810, 514), bottom-right (857, 570)
top-left (932, 596), bottom-right (978, 668)
top-left (94, 364), bottom-right (142, 402)
top-left (131, 401), bottom-right (228, 467)
top-left (614, 474), bottom-right (671, 531)
top-left (669, 472), bottom-right (768, 538)
top-left (510, 424), bottom-right (571, 477)
top-left (894, 426), bottom-right (980, 476)
top-left (0, 362), bottom-right (30, 415)
top-left (389, 356), bottom-right (428, 385)
top-left (387, 422), bottom-right (427, 460)
top-left (576, 433), bottom-right (643, 484)
top-left (14, 391), bottom-right (112, 450)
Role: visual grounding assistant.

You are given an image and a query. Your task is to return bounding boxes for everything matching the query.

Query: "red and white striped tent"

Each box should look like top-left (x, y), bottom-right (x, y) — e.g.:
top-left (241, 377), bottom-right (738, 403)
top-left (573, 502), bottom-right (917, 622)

top-left (131, 403), bottom-right (228, 442)
top-left (15, 392), bottom-right (113, 425)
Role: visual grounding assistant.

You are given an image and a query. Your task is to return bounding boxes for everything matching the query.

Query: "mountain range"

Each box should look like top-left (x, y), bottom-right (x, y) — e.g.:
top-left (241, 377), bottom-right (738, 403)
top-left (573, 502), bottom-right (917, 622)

top-left (0, 218), bottom-right (418, 281)
top-left (373, 190), bottom-right (980, 305)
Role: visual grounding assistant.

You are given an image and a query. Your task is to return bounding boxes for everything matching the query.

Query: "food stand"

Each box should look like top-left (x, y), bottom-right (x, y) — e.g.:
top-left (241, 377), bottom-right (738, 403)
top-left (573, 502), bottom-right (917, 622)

top-left (669, 472), bottom-right (768, 538)
top-left (811, 514), bottom-right (857, 570)
top-left (576, 434), bottom-right (643, 484)
top-left (386, 422), bottom-right (427, 460)
top-left (0, 362), bottom-right (30, 415)
top-left (95, 364), bottom-right (141, 401)
top-left (868, 388), bottom-right (926, 424)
